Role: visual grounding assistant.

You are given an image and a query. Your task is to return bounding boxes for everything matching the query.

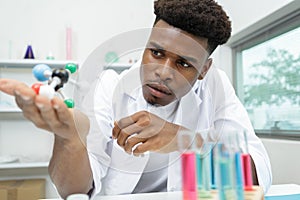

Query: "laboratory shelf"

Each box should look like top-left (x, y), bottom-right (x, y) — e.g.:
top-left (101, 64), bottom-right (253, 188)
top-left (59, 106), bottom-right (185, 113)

top-left (0, 107), bottom-right (21, 112)
top-left (0, 162), bottom-right (49, 170)
top-left (0, 59), bottom-right (78, 69)
top-left (0, 111), bottom-right (25, 120)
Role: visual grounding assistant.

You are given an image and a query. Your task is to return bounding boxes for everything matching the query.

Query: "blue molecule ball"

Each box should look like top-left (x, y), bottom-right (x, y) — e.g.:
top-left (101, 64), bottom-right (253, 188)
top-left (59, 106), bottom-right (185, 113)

top-left (33, 64), bottom-right (51, 81)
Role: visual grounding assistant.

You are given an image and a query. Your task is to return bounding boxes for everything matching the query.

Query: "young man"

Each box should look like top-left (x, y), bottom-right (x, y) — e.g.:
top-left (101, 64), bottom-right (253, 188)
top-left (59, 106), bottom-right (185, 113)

top-left (0, 0), bottom-right (272, 198)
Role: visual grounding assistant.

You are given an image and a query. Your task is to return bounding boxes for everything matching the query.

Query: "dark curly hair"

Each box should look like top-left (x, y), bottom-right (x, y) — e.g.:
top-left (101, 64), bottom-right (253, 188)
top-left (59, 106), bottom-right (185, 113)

top-left (154, 0), bottom-right (232, 54)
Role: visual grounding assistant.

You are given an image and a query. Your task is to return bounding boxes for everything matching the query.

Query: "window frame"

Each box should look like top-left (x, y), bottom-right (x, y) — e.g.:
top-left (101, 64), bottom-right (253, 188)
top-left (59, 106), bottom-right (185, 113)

top-left (228, 1), bottom-right (300, 140)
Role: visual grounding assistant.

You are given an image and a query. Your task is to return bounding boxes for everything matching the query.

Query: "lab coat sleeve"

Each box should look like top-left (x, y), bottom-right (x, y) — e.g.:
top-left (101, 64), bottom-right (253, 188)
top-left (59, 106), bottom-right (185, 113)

top-left (201, 67), bottom-right (272, 193)
top-left (80, 69), bottom-right (120, 197)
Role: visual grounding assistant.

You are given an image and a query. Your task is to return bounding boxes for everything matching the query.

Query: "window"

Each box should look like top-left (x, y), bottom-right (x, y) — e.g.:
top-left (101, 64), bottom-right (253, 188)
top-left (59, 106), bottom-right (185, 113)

top-left (229, 1), bottom-right (300, 139)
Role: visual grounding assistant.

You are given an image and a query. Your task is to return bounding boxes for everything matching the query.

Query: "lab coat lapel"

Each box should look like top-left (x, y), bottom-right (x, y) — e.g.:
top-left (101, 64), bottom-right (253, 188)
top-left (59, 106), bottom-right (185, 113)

top-left (105, 68), bottom-right (150, 195)
top-left (173, 88), bottom-right (202, 130)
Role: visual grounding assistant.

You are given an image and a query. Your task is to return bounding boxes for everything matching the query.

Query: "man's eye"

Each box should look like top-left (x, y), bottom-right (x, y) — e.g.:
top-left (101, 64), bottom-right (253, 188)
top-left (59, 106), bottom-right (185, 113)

top-left (150, 49), bottom-right (163, 57)
top-left (177, 60), bottom-right (191, 68)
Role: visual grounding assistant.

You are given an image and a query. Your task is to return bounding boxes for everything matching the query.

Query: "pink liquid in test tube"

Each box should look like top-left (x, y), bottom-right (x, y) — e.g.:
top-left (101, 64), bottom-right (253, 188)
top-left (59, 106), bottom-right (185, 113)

top-left (242, 153), bottom-right (253, 191)
top-left (181, 152), bottom-right (197, 200)
top-left (66, 26), bottom-right (72, 60)
top-left (242, 130), bottom-right (253, 191)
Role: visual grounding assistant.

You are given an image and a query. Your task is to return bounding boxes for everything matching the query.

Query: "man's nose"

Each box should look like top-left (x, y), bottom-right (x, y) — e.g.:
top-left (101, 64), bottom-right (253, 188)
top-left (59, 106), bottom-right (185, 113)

top-left (155, 59), bottom-right (174, 82)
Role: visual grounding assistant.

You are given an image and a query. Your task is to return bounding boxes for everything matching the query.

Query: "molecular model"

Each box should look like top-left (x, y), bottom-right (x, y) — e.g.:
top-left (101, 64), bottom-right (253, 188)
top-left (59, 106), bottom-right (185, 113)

top-left (31, 63), bottom-right (77, 108)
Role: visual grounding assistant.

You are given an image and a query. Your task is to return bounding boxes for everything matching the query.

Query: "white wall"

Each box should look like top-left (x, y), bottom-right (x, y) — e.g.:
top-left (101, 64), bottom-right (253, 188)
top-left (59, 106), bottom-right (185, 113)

top-left (211, 0), bottom-right (293, 81)
top-left (216, 0), bottom-right (293, 35)
top-left (0, 0), bottom-right (155, 62)
top-left (262, 139), bottom-right (300, 185)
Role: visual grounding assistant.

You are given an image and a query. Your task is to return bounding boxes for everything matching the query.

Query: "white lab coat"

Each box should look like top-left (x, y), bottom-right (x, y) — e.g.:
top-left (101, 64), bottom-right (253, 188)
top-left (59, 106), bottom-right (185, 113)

top-left (81, 63), bottom-right (272, 197)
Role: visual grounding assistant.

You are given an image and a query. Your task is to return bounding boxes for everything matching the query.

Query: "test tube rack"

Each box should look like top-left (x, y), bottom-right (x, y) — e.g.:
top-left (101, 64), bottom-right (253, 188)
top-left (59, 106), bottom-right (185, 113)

top-left (181, 150), bottom-right (265, 200)
top-left (196, 186), bottom-right (264, 200)
top-left (180, 129), bottom-right (265, 200)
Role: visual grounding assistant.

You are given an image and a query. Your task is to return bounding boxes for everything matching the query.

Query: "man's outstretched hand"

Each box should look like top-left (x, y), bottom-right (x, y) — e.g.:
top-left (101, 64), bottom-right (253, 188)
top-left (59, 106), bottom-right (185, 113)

top-left (0, 78), bottom-right (90, 144)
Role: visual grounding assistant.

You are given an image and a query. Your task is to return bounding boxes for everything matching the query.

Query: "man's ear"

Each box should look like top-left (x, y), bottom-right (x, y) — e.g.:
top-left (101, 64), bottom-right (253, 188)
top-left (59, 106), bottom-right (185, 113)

top-left (198, 58), bottom-right (212, 80)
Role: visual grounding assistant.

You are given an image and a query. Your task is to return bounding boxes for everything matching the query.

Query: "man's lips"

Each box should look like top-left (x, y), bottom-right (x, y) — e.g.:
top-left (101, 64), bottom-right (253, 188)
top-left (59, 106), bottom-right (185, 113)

top-left (147, 83), bottom-right (172, 96)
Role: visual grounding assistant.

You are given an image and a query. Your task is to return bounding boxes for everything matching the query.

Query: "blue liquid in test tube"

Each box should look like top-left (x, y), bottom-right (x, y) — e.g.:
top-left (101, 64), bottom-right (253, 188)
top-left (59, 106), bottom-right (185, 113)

top-left (235, 152), bottom-right (245, 200)
top-left (196, 153), bottom-right (202, 189)
top-left (217, 148), bottom-right (237, 200)
top-left (197, 150), bottom-right (212, 198)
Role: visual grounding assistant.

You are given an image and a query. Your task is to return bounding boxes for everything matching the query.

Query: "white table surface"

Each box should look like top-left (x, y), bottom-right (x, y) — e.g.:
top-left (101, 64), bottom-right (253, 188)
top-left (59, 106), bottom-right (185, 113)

top-left (94, 191), bottom-right (182, 200)
top-left (40, 191), bottom-right (182, 200)
top-left (96, 184), bottom-right (300, 200)
top-left (265, 184), bottom-right (300, 197)
top-left (43, 184), bottom-right (300, 200)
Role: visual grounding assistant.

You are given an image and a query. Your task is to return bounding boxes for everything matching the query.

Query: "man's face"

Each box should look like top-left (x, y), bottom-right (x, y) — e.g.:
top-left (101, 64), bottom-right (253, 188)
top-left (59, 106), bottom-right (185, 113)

top-left (141, 20), bottom-right (211, 106)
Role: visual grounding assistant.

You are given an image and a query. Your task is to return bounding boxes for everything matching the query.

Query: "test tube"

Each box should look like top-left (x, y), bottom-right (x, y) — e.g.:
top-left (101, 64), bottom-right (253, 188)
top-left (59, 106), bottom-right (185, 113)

top-left (178, 130), bottom-right (197, 200)
top-left (215, 141), bottom-right (236, 200)
top-left (234, 133), bottom-right (245, 200)
top-left (196, 153), bottom-right (202, 188)
top-left (242, 131), bottom-right (253, 191)
top-left (235, 152), bottom-right (244, 199)
top-left (211, 151), bottom-right (216, 189)
top-left (214, 144), bottom-right (225, 200)
top-left (197, 143), bottom-right (213, 198)
top-left (181, 152), bottom-right (197, 200)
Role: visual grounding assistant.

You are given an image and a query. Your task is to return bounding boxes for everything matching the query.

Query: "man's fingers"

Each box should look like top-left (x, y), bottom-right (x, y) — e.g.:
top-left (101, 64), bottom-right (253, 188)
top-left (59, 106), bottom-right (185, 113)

top-left (124, 136), bottom-right (147, 153)
top-left (113, 115), bottom-right (135, 141)
top-left (115, 111), bottom-right (151, 147)
top-left (116, 115), bottom-right (136, 129)
top-left (116, 123), bottom-right (144, 147)
top-left (15, 82), bottom-right (36, 98)
top-left (120, 123), bottom-right (144, 137)
top-left (35, 95), bottom-right (64, 132)
top-left (13, 82), bottom-right (36, 109)
top-left (116, 131), bottom-right (131, 147)
top-left (52, 97), bottom-right (71, 125)
top-left (116, 111), bottom-right (150, 129)
top-left (133, 141), bottom-right (152, 155)
top-left (112, 122), bottom-right (121, 139)
top-left (14, 92), bottom-right (25, 109)
top-left (13, 89), bottom-right (51, 131)
top-left (0, 79), bottom-right (26, 95)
